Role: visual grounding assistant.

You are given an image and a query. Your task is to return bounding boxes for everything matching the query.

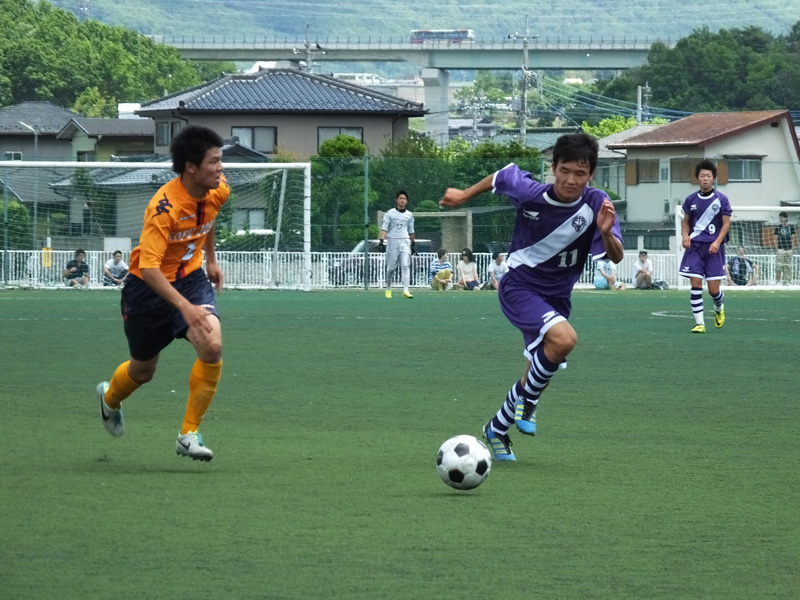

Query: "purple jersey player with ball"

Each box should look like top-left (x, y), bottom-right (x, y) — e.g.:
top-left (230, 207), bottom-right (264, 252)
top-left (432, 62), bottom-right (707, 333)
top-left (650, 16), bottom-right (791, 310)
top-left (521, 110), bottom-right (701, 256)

top-left (679, 159), bottom-right (731, 333)
top-left (441, 132), bottom-right (623, 461)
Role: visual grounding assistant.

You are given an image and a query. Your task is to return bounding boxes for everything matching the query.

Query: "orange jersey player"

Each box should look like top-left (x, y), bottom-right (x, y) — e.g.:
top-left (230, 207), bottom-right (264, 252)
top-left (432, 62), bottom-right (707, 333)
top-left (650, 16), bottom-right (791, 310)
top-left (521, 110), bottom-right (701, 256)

top-left (96, 125), bottom-right (230, 462)
top-left (127, 172), bottom-right (229, 282)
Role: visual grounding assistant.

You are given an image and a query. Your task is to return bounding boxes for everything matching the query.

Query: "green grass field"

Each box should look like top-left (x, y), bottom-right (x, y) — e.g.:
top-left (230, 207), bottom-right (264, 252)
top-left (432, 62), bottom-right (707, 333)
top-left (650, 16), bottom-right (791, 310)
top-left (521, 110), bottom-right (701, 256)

top-left (1, 288), bottom-right (799, 600)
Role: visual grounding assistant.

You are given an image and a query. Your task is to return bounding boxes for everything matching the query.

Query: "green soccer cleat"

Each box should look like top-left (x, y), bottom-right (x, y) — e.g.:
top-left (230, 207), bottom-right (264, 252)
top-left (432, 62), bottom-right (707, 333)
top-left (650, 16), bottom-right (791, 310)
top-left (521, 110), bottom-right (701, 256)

top-left (482, 422), bottom-right (516, 461)
top-left (714, 308), bottom-right (725, 329)
top-left (691, 324), bottom-right (706, 333)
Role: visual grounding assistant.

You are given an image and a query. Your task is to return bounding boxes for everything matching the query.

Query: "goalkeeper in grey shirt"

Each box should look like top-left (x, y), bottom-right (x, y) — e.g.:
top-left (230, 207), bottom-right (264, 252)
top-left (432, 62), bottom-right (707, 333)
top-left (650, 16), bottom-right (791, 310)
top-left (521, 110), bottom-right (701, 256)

top-left (378, 190), bottom-right (417, 299)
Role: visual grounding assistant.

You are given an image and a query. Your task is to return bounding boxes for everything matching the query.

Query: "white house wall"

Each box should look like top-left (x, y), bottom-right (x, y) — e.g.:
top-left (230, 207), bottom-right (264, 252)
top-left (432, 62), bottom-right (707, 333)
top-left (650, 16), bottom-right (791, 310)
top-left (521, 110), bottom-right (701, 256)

top-left (156, 114), bottom-right (400, 158)
top-left (624, 121), bottom-right (800, 223)
top-left (624, 147), bottom-right (697, 222)
top-left (704, 122), bottom-right (800, 206)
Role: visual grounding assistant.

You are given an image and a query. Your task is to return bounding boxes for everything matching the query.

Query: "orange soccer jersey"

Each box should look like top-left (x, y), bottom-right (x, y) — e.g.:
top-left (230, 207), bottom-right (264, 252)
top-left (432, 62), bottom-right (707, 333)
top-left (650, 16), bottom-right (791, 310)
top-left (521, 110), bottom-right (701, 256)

top-left (128, 174), bottom-right (230, 282)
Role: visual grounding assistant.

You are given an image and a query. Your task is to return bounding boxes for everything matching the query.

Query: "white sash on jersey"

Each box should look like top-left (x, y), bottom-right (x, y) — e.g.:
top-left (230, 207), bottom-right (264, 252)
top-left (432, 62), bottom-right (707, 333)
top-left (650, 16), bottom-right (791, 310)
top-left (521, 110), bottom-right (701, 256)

top-left (507, 204), bottom-right (593, 269)
top-left (690, 197), bottom-right (722, 239)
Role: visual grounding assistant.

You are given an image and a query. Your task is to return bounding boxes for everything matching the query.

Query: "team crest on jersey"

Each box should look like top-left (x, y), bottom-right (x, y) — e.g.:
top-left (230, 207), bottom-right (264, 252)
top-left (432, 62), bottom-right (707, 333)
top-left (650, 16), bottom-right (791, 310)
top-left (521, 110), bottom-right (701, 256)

top-left (571, 214), bottom-right (587, 232)
top-left (711, 204), bottom-right (719, 213)
top-left (155, 194), bottom-right (172, 216)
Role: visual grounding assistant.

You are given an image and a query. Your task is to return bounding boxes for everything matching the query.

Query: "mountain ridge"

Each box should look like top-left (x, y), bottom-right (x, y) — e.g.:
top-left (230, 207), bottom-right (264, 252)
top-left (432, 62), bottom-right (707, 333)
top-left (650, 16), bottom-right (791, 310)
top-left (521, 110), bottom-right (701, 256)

top-left (48, 0), bottom-right (797, 42)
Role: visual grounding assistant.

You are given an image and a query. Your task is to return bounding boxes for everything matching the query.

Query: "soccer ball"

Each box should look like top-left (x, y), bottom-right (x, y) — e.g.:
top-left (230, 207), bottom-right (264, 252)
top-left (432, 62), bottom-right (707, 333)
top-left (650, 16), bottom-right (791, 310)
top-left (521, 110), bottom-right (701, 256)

top-left (436, 435), bottom-right (492, 490)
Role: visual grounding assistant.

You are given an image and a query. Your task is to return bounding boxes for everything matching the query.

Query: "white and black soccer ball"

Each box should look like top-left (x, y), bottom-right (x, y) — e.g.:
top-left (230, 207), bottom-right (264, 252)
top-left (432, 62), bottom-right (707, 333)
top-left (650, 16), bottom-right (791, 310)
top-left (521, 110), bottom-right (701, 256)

top-left (436, 434), bottom-right (492, 490)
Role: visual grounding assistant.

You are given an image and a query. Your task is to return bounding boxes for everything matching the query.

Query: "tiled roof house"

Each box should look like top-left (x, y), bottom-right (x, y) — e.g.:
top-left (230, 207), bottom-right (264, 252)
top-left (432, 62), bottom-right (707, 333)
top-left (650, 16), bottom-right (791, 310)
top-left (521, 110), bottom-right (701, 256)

top-left (136, 68), bottom-right (427, 158)
top-left (57, 118), bottom-right (155, 161)
top-left (0, 101), bottom-right (78, 160)
top-left (608, 110), bottom-right (800, 224)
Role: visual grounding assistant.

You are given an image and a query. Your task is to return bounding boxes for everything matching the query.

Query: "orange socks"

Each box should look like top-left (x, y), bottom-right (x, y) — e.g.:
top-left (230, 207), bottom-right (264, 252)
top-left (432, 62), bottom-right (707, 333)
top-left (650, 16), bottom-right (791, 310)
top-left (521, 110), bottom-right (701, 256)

top-left (181, 359), bottom-right (222, 435)
top-left (105, 361), bottom-right (141, 409)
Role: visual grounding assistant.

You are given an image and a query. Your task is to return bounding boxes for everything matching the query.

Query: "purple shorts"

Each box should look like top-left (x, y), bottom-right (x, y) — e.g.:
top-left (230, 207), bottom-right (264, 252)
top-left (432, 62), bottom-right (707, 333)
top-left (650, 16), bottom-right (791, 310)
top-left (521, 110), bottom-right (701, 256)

top-left (499, 271), bottom-right (571, 362)
top-left (679, 241), bottom-right (727, 280)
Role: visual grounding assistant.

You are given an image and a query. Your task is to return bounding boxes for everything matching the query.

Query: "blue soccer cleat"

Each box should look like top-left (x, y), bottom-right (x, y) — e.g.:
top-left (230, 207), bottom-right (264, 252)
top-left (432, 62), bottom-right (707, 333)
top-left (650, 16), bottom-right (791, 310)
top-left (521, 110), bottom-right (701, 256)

top-left (482, 422), bottom-right (516, 461)
top-left (514, 398), bottom-right (537, 436)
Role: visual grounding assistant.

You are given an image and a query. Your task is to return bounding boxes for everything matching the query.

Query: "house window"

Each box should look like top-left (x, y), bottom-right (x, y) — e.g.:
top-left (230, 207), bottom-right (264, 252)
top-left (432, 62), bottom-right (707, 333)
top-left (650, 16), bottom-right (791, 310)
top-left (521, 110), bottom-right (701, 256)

top-left (637, 159), bottom-right (659, 183)
top-left (3, 151), bottom-right (22, 160)
top-left (727, 158), bottom-right (762, 182)
top-left (669, 158), bottom-right (694, 182)
top-left (77, 151), bottom-right (95, 162)
top-left (231, 127), bottom-right (276, 154)
top-left (318, 127), bottom-right (364, 149)
top-left (233, 209), bottom-right (266, 231)
top-left (644, 234), bottom-right (670, 250)
top-left (156, 122), bottom-right (170, 146)
top-left (621, 233), bottom-right (639, 250)
top-left (171, 121), bottom-right (183, 139)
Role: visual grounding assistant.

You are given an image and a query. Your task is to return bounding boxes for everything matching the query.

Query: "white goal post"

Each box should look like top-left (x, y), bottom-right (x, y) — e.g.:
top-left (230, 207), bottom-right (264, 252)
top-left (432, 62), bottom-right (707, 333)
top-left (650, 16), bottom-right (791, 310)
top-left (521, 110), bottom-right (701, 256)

top-left (674, 205), bottom-right (800, 288)
top-left (1, 160), bottom-right (311, 290)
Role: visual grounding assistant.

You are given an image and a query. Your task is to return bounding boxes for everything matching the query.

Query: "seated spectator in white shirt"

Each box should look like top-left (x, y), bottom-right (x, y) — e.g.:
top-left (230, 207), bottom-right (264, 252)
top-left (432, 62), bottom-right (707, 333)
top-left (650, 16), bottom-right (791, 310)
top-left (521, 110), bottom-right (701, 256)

top-left (103, 250), bottom-right (128, 286)
top-left (632, 250), bottom-right (654, 289)
top-left (483, 251), bottom-right (509, 290)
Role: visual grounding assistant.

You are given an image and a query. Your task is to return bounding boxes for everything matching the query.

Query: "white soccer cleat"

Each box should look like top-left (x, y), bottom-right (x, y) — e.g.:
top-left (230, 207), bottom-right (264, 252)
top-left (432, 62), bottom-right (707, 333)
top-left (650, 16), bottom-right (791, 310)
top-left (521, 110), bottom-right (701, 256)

top-left (176, 431), bottom-right (214, 462)
top-left (97, 381), bottom-right (124, 438)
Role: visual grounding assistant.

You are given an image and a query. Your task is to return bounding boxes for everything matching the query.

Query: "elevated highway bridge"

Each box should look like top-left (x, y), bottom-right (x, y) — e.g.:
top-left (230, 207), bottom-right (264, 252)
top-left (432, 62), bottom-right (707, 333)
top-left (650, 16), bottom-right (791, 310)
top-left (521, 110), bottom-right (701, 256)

top-left (152, 35), bottom-right (673, 144)
top-left (154, 35), bottom-right (672, 70)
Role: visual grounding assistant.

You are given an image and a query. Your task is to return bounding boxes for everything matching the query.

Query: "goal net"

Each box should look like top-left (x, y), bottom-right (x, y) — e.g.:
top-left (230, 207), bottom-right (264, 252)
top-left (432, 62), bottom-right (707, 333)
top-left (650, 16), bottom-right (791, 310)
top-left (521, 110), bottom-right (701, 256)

top-left (675, 205), bottom-right (800, 288)
top-left (0, 160), bottom-right (311, 289)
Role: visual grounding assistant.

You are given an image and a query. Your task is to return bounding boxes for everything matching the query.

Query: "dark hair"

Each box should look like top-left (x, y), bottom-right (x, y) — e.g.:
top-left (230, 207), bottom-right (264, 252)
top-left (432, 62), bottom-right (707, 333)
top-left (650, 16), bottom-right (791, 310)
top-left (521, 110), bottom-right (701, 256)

top-left (695, 159), bottom-right (717, 179)
top-left (779, 211), bottom-right (788, 218)
top-left (171, 125), bottom-right (224, 174)
top-left (639, 250), bottom-right (648, 256)
top-left (396, 190), bottom-right (408, 200)
top-left (113, 250), bottom-right (122, 257)
top-left (492, 251), bottom-right (502, 260)
top-left (552, 132), bottom-right (598, 173)
top-left (75, 248), bottom-right (85, 256)
top-left (461, 248), bottom-right (474, 261)
top-left (437, 248), bottom-right (448, 259)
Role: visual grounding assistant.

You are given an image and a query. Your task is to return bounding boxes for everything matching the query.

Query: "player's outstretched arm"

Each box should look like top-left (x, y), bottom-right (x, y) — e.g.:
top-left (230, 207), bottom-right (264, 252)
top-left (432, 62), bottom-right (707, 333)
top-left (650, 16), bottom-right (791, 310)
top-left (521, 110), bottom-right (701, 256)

top-left (441, 174), bottom-right (494, 208)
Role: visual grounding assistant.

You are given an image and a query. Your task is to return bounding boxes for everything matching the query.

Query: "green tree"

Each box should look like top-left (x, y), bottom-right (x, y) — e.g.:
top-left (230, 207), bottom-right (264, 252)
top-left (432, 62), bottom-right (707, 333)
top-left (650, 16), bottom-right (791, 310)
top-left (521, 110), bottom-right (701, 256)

top-left (4, 199), bottom-right (32, 249)
top-left (596, 24), bottom-right (800, 113)
top-left (312, 135), bottom-right (374, 248)
top-left (0, 0), bottom-right (235, 109)
top-left (73, 87), bottom-right (117, 117)
top-left (582, 116), bottom-right (639, 138)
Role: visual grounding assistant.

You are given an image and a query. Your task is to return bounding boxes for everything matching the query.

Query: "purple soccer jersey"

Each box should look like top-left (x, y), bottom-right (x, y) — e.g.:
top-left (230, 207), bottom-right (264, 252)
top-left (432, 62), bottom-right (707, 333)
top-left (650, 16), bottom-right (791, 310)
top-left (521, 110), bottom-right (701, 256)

top-left (492, 163), bottom-right (622, 297)
top-left (679, 188), bottom-right (732, 279)
top-left (682, 189), bottom-right (732, 243)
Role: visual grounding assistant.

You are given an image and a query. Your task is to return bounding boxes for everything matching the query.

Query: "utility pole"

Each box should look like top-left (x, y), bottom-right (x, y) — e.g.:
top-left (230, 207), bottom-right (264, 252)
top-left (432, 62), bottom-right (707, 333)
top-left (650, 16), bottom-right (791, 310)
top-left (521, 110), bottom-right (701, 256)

top-left (508, 14), bottom-right (537, 146)
top-left (293, 24), bottom-right (326, 73)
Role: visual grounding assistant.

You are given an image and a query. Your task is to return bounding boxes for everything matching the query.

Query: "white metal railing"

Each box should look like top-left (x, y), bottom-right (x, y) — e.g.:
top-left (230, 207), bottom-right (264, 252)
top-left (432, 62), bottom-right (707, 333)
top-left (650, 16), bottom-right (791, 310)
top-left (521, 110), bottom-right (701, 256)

top-left (2, 250), bottom-right (797, 289)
